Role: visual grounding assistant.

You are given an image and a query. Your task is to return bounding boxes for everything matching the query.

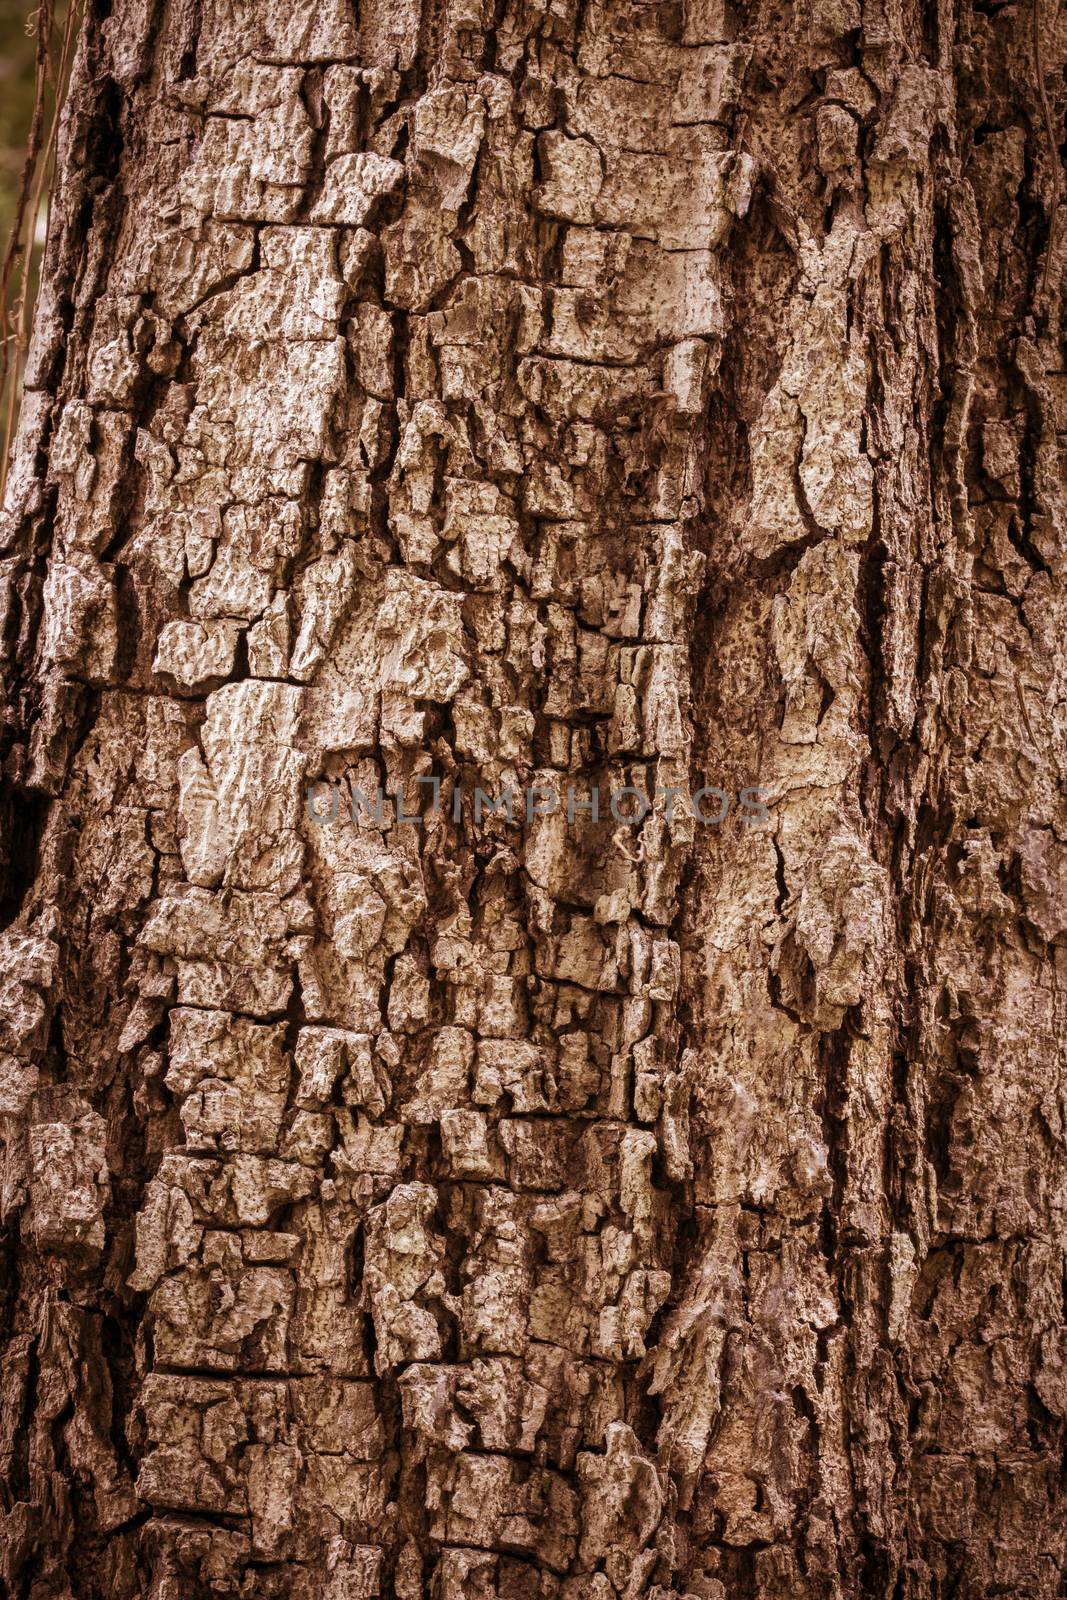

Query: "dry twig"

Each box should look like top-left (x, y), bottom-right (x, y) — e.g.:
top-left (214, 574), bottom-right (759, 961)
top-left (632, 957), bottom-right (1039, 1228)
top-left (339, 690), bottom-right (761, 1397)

top-left (0, 0), bottom-right (81, 504)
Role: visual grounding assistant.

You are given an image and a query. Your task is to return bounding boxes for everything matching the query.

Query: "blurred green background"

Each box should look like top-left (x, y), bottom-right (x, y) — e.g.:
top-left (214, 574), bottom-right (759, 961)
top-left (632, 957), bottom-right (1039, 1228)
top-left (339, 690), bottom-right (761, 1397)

top-left (0, 0), bottom-right (73, 486)
top-left (0, 0), bottom-right (40, 248)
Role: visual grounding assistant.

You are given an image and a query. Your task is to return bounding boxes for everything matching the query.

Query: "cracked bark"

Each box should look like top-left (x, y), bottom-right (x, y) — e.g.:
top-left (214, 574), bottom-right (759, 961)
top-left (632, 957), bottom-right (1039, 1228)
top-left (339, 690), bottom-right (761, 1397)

top-left (1, 0), bottom-right (1066, 1596)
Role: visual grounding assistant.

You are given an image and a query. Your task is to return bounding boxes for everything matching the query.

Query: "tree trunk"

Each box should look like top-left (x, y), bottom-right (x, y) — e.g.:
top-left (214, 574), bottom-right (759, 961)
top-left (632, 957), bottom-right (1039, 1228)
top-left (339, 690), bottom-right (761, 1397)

top-left (1, 0), bottom-right (1065, 1595)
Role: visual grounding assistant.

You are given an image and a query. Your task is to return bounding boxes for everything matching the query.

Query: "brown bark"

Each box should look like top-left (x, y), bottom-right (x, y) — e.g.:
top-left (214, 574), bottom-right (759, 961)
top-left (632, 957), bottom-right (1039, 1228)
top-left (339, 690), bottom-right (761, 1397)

top-left (1, 0), bottom-right (1066, 1595)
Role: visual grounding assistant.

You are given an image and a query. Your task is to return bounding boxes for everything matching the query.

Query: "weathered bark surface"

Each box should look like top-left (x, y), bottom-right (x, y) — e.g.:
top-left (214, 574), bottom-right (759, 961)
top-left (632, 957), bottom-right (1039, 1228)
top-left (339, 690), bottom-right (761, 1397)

top-left (1, 0), bottom-right (1065, 1595)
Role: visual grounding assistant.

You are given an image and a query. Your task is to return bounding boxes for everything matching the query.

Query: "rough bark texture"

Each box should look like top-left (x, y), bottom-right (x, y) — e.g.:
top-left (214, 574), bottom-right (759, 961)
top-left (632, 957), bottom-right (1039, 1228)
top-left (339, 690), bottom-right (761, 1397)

top-left (0, 0), bottom-right (1066, 1595)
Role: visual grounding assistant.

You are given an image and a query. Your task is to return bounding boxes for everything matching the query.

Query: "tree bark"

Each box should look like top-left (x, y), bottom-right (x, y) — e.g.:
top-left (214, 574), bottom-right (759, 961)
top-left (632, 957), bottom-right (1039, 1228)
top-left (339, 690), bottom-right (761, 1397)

top-left (1, 0), bottom-right (1066, 1595)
